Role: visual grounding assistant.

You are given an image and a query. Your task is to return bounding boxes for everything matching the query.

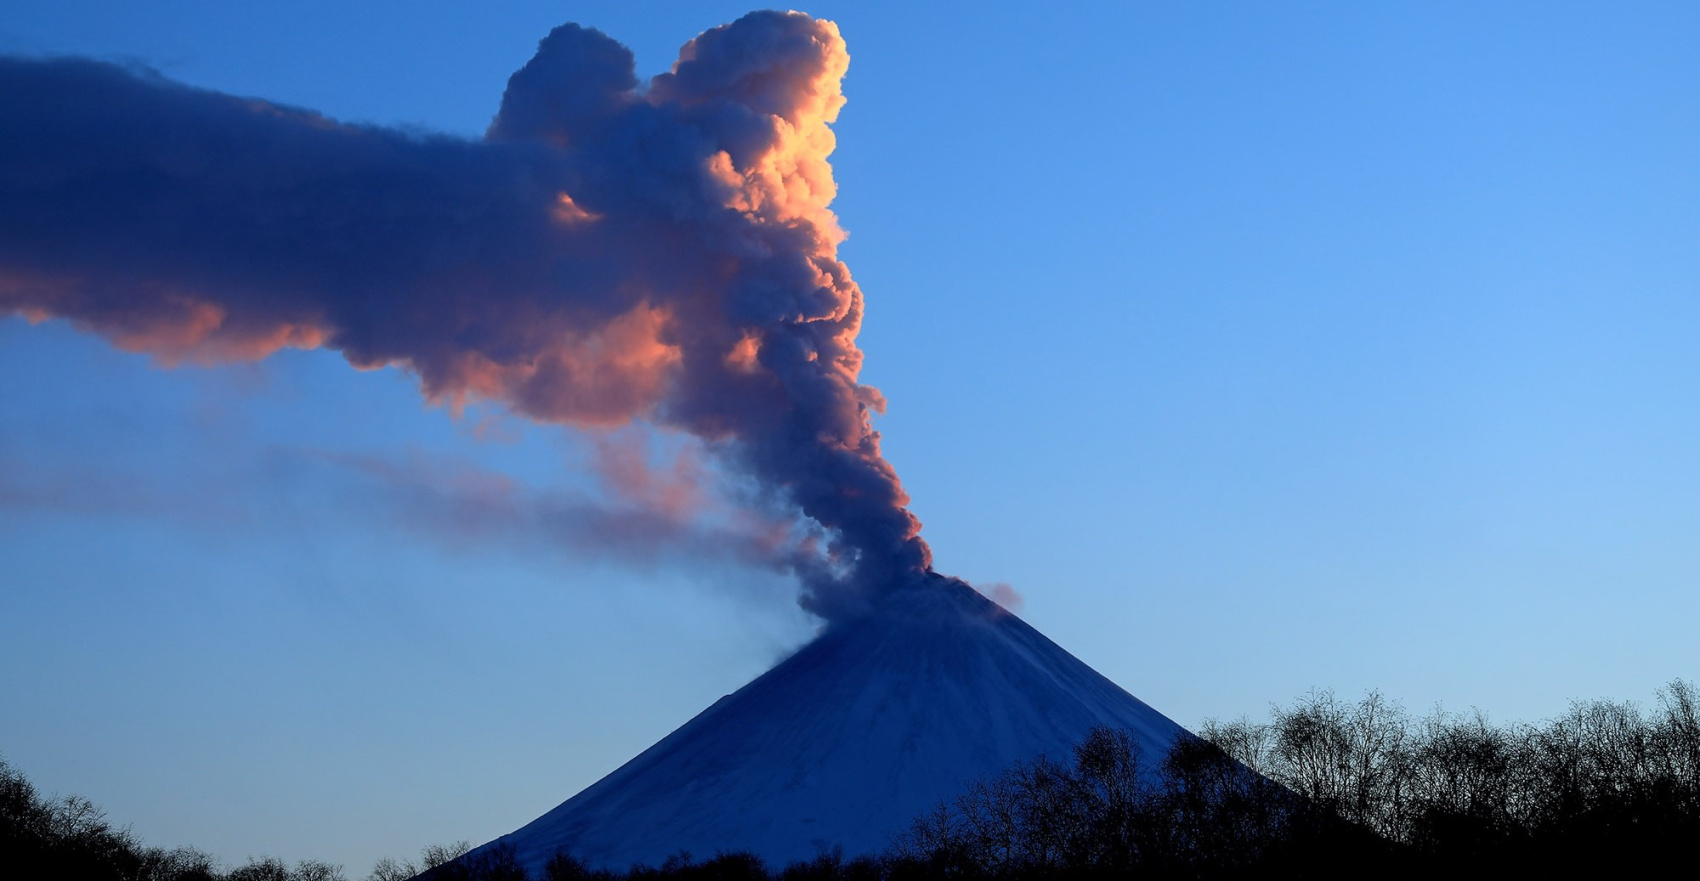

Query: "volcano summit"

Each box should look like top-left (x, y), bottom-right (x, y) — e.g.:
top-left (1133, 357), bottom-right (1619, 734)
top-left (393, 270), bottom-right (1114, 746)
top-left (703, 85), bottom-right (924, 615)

top-left (473, 578), bottom-right (1188, 874)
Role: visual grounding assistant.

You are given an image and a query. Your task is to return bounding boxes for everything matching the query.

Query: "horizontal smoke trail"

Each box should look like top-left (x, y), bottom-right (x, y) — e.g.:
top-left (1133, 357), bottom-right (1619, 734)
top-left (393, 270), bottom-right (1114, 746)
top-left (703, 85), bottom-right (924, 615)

top-left (0, 439), bottom-right (816, 581)
top-left (0, 12), bottom-right (940, 617)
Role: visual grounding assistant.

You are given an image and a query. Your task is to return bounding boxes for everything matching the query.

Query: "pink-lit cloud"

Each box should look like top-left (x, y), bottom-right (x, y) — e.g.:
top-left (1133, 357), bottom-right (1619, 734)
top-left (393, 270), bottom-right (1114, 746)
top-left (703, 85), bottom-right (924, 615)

top-left (0, 12), bottom-right (947, 617)
top-left (977, 581), bottom-right (1026, 614)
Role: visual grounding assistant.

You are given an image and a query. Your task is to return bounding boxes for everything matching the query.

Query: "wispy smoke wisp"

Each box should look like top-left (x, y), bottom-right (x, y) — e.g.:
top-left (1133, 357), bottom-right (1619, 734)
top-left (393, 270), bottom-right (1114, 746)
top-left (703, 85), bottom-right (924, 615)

top-left (0, 443), bottom-right (817, 579)
top-left (0, 12), bottom-right (937, 616)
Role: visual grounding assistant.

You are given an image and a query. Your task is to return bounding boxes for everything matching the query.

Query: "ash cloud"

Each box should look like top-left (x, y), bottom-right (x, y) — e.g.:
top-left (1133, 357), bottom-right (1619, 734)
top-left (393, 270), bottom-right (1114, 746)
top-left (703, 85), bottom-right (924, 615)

top-left (302, 445), bottom-right (820, 576)
top-left (0, 441), bottom-right (818, 579)
top-left (0, 12), bottom-right (938, 617)
top-left (979, 582), bottom-right (1025, 613)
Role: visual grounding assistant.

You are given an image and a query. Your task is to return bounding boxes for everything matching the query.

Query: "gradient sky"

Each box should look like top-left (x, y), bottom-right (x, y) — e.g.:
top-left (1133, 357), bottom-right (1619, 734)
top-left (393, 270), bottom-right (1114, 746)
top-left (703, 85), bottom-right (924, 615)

top-left (3, 1), bottom-right (1697, 873)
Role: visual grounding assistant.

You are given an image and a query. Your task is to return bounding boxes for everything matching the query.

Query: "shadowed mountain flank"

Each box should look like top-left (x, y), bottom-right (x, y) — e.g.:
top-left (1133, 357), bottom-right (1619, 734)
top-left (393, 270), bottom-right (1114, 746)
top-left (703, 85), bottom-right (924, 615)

top-left (477, 578), bottom-right (1187, 873)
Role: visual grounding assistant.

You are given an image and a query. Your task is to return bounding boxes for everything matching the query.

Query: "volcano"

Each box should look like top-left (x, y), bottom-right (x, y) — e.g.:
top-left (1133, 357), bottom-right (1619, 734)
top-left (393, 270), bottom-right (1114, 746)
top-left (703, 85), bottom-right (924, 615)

top-left (474, 578), bottom-right (1188, 874)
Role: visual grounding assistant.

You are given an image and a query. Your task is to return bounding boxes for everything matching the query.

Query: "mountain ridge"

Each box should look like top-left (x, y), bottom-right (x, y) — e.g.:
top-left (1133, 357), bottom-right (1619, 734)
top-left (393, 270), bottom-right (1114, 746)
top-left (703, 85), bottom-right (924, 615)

top-left (475, 577), bottom-right (1188, 874)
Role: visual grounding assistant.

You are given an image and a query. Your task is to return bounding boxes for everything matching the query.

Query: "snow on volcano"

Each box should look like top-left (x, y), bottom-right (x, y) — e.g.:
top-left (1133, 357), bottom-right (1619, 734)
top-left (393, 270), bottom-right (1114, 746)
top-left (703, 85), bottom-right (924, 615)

top-left (472, 577), bottom-right (1189, 873)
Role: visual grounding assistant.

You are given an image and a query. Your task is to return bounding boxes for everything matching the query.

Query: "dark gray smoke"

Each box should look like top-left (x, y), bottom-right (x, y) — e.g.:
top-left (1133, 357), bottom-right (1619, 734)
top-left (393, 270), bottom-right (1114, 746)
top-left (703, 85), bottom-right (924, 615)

top-left (0, 11), bottom-right (938, 618)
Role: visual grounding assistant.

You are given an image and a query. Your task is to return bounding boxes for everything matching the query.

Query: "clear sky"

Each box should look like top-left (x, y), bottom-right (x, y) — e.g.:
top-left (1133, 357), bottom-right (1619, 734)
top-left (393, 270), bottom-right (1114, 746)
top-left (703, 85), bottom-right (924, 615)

top-left (2, 0), bottom-right (1697, 873)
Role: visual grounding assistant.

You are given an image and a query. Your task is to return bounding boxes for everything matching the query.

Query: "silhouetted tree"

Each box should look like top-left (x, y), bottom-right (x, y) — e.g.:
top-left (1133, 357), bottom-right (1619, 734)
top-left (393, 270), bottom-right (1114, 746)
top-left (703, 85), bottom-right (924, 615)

top-left (542, 852), bottom-right (617, 881)
top-left (226, 856), bottom-right (347, 881)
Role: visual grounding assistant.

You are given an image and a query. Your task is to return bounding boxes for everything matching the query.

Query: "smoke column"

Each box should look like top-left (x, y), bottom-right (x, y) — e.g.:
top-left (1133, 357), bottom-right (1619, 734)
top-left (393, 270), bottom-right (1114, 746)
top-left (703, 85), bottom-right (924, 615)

top-left (0, 11), bottom-right (940, 618)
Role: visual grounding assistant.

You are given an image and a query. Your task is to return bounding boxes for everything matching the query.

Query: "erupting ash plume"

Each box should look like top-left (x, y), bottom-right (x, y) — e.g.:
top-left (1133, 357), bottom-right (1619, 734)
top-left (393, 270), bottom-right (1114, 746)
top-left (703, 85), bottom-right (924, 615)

top-left (0, 12), bottom-right (941, 617)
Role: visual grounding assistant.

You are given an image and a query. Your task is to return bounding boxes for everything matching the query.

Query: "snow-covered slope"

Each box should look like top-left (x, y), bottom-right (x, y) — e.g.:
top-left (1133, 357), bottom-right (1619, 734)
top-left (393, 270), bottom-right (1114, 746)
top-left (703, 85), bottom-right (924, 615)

top-left (477, 578), bottom-right (1188, 874)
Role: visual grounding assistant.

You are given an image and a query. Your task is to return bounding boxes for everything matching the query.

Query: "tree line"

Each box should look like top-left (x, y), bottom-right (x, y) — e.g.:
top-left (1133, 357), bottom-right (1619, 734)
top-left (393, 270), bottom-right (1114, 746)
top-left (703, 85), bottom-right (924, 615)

top-left (6, 680), bottom-right (1696, 880)
top-left (893, 678), bottom-right (1700, 878)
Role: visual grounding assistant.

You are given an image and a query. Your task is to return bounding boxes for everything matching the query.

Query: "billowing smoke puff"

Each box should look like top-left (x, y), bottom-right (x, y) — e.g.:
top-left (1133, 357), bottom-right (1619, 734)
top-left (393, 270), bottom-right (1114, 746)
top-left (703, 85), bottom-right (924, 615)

top-left (0, 11), bottom-right (941, 618)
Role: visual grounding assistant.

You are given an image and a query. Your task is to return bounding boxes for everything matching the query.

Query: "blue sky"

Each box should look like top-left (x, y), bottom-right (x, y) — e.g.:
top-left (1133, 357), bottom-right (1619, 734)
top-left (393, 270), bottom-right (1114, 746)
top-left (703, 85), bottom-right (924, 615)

top-left (2, 1), bottom-right (1697, 872)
